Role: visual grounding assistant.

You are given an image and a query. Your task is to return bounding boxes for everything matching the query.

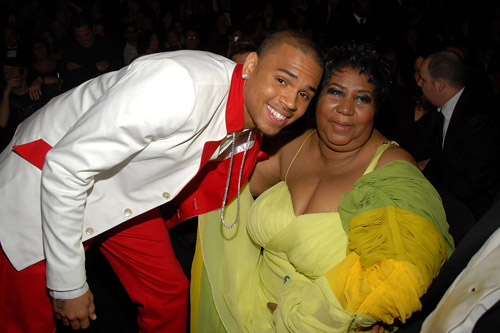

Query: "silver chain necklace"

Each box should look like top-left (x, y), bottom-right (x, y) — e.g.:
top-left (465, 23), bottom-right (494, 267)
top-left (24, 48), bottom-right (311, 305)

top-left (220, 129), bottom-right (253, 229)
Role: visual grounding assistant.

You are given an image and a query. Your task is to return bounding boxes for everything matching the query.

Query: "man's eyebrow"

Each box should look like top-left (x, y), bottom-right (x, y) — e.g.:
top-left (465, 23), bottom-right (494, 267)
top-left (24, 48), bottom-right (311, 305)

top-left (278, 67), bottom-right (297, 79)
top-left (278, 67), bottom-right (317, 93)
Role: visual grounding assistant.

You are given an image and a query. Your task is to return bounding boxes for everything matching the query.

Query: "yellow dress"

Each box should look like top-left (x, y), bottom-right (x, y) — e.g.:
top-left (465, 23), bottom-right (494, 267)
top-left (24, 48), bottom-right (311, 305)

top-left (191, 138), bottom-right (454, 332)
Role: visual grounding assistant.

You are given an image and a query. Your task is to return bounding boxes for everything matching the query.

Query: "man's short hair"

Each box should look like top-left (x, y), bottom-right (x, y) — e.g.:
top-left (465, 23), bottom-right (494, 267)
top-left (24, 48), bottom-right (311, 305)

top-left (257, 30), bottom-right (323, 69)
top-left (427, 51), bottom-right (466, 89)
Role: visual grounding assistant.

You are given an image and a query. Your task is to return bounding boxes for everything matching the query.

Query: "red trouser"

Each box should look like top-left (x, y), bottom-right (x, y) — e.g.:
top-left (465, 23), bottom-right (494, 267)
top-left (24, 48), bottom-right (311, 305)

top-left (0, 208), bottom-right (188, 333)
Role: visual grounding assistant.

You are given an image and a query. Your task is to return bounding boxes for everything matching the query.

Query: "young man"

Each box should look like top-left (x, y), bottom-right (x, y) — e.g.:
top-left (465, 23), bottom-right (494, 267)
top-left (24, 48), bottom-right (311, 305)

top-left (0, 30), bottom-right (323, 332)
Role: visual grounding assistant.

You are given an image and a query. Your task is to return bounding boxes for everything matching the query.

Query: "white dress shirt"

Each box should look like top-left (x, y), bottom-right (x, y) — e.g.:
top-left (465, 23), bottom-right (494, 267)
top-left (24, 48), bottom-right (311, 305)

top-left (440, 87), bottom-right (464, 147)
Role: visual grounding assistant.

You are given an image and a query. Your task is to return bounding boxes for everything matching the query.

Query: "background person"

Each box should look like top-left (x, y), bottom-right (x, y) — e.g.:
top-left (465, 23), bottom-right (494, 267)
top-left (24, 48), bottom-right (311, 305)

top-left (61, 15), bottom-right (122, 90)
top-left (417, 50), bottom-right (500, 220)
top-left (0, 57), bottom-right (51, 150)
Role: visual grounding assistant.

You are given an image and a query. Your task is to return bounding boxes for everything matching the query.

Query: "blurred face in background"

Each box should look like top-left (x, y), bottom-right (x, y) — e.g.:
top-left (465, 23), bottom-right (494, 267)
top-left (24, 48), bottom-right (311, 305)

top-left (74, 25), bottom-right (95, 49)
top-left (32, 42), bottom-right (49, 60)
top-left (3, 64), bottom-right (26, 91)
top-left (414, 56), bottom-right (424, 84)
top-left (150, 33), bottom-right (159, 52)
top-left (184, 30), bottom-right (199, 50)
top-left (125, 25), bottom-right (138, 44)
top-left (92, 23), bottom-right (105, 37)
top-left (3, 27), bottom-right (18, 47)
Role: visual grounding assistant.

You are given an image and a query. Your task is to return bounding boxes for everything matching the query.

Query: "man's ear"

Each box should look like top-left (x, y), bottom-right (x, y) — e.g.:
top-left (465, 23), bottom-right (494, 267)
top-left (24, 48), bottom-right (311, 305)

top-left (436, 78), bottom-right (447, 92)
top-left (242, 52), bottom-right (258, 78)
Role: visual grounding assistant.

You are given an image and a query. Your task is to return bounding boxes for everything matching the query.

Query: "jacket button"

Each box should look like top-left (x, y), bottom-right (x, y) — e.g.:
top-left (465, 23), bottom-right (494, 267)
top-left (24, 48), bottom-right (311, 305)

top-left (124, 208), bottom-right (132, 217)
top-left (162, 192), bottom-right (171, 200)
top-left (85, 227), bottom-right (94, 236)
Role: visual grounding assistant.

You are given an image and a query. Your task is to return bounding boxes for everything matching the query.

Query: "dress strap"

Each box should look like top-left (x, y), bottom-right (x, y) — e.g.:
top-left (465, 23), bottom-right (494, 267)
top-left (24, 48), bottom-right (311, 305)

top-left (363, 141), bottom-right (399, 175)
top-left (285, 130), bottom-right (317, 183)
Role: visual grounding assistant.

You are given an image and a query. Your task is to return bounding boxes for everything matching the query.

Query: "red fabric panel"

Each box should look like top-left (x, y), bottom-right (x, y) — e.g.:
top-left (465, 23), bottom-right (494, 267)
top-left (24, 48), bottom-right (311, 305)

top-left (13, 139), bottom-right (53, 170)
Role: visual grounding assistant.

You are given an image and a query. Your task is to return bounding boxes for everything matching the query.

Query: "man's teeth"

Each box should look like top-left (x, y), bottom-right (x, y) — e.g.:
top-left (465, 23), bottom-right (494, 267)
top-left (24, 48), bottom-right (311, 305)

top-left (269, 107), bottom-right (286, 121)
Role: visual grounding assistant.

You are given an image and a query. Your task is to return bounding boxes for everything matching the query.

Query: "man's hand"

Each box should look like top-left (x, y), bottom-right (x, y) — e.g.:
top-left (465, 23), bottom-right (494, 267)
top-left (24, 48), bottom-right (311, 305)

top-left (52, 289), bottom-right (97, 330)
top-left (95, 60), bottom-right (109, 72)
top-left (28, 78), bottom-right (42, 101)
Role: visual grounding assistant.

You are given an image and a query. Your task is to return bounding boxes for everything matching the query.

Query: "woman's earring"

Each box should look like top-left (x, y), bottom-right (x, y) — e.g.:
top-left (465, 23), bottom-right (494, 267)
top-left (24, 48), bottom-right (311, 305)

top-left (242, 73), bottom-right (247, 79)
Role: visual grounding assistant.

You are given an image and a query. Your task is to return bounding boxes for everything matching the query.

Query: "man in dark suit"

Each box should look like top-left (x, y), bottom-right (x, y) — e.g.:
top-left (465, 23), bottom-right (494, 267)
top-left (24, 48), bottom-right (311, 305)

top-left (417, 50), bottom-right (500, 220)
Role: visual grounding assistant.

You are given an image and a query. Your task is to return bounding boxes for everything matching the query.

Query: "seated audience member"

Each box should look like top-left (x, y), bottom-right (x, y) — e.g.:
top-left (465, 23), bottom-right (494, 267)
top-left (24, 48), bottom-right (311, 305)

top-left (29, 39), bottom-right (64, 99)
top-left (91, 18), bottom-right (106, 38)
top-left (122, 24), bottom-right (138, 65)
top-left (0, 58), bottom-right (51, 149)
top-left (164, 29), bottom-right (182, 52)
top-left (2, 26), bottom-right (27, 60)
top-left (191, 42), bottom-right (454, 332)
top-left (135, 29), bottom-right (161, 59)
top-left (61, 15), bottom-right (122, 90)
top-left (184, 28), bottom-right (201, 50)
top-left (375, 45), bottom-right (421, 157)
top-left (405, 55), bottom-right (440, 163)
top-left (418, 50), bottom-right (500, 219)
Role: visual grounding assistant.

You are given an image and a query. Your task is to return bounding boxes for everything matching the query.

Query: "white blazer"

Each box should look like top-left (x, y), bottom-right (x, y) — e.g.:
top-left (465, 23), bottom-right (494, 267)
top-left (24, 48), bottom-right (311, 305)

top-left (0, 50), bottom-right (252, 297)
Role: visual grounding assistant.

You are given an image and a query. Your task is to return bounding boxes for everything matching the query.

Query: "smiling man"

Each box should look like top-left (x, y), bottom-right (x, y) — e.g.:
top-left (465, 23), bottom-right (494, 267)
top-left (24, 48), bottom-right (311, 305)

top-left (0, 30), bottom-right (323, 332)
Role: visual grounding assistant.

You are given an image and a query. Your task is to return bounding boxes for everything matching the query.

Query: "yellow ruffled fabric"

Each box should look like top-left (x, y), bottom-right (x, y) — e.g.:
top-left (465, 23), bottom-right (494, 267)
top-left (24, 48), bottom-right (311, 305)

top-left (326, 206), bottom-right (447, 324)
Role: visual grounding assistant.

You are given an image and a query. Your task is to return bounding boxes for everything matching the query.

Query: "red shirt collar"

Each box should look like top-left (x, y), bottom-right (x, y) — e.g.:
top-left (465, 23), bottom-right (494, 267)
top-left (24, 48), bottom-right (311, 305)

top-left (225, 64), bottom-right (245, 133)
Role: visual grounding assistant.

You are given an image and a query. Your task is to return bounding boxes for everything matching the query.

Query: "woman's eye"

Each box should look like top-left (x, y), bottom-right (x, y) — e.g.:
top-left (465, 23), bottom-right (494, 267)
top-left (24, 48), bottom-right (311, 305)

top-left (356, 95), bottom-right (372, 104)
top-left (277, 78), bottom-right (285, 85)
top-left (327, 88), bottom-right (342, 96)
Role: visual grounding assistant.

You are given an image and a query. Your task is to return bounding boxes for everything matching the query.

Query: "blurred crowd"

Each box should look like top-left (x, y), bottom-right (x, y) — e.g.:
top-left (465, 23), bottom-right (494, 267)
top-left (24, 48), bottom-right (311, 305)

top-left (1, 1), bottom-right (499, 146)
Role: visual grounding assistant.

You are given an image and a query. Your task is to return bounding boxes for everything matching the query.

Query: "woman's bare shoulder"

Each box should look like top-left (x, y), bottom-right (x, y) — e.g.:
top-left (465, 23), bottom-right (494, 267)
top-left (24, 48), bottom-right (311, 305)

top-left (377, 144), bottom-right (417, 168)
top-left (369, 131), bottom-right (417, 168)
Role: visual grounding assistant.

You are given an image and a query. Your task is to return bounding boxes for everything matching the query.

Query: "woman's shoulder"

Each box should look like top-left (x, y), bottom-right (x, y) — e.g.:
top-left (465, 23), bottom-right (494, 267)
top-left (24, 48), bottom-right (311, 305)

top-left (378, 145), bottom-right (416, 167)
top-left (369, 131), bottom-right (417, 169)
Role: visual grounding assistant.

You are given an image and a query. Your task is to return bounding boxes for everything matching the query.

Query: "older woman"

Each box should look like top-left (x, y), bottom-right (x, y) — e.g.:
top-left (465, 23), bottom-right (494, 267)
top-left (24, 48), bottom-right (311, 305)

top-left (191, 42), bottom-right (454, 332)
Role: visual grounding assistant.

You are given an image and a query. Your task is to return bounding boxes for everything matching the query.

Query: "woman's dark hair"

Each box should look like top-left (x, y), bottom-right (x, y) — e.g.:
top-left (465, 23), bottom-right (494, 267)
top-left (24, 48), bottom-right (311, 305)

top-left (321, 41), bottom-right (392, 110)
